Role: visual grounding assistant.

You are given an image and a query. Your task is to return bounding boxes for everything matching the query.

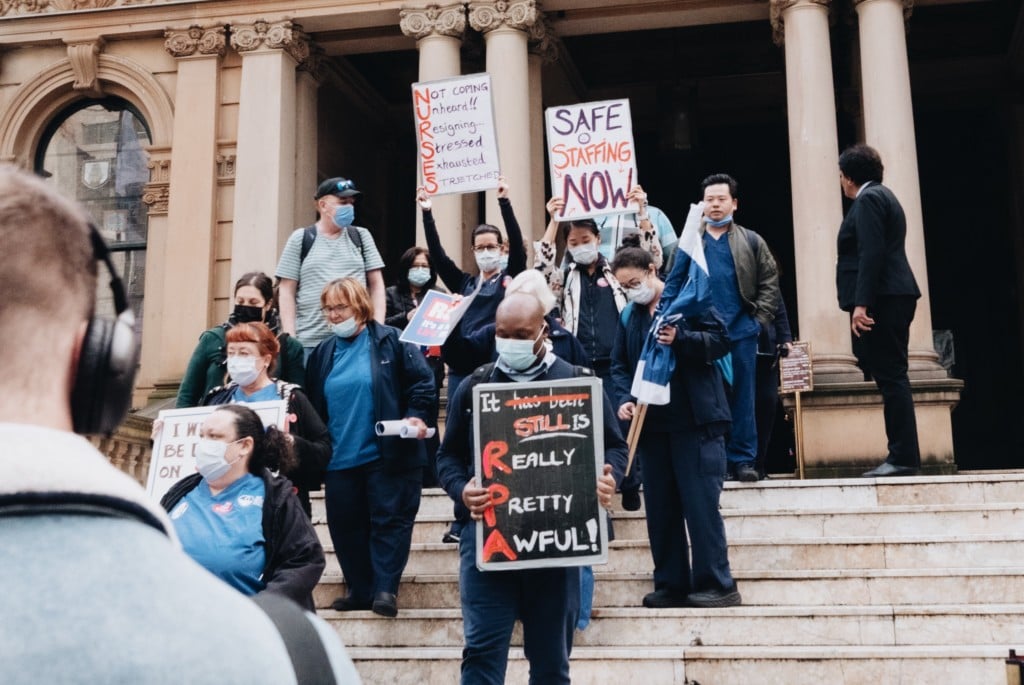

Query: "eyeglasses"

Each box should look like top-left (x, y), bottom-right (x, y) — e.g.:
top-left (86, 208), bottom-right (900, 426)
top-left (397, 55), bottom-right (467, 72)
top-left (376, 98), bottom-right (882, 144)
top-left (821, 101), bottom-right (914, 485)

top-left (473, 245), bottom-right (500, 254)
top-left (321, 304), bottom-right (352, 316)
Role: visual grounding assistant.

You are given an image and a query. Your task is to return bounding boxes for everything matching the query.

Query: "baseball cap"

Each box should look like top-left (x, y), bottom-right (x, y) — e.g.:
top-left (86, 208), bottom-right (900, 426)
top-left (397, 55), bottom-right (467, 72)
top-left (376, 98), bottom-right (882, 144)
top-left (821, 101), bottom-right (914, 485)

top-left (315, 177), bottom-right (361, 199)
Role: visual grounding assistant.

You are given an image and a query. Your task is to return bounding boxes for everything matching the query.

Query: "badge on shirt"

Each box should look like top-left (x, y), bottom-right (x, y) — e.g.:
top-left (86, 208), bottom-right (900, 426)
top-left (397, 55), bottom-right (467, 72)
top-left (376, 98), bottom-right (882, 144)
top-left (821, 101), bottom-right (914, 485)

top-left (212, 502), bottom-right (234, 515)
top-left (597, 278), bottom-right (609, 288)
top-left (237, 495), bottom-right (264, 508)
top-left (170, 502), bottom-right (189, 520)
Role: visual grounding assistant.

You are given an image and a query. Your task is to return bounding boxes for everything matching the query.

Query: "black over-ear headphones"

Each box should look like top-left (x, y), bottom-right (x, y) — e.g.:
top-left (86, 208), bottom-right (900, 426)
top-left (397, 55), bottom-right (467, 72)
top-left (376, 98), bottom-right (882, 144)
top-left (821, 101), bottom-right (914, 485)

top-left (70, 225), bottom-right (141, 435)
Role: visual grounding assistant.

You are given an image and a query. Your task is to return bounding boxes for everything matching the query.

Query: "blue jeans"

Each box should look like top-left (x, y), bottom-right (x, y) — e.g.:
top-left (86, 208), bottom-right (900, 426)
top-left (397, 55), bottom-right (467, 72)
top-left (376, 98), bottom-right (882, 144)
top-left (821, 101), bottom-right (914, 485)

top-left (458, 522), bottom-right (579, 684)
top-left (726, 334), bottom-right (758, 467)
top-left (324, 461), bottom-right (422, 599)
top-left (639, 430), bottom-right (734, 595)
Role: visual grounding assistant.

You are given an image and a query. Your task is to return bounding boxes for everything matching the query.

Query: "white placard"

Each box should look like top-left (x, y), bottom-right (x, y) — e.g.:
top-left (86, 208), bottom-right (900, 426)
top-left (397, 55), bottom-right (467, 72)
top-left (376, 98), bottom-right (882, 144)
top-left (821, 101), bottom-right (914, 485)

top-left (146, 400), bottom-right (289, 501)
top-left (545, 99), bottom-right (638, 222)
top-left (412, 73), bottom-right (501, 196)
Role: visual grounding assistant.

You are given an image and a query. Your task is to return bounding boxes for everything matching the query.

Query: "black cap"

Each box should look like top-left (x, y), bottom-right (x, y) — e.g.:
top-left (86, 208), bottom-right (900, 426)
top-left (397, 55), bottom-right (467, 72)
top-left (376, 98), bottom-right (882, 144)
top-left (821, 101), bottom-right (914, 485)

top-left (315, 177), bottom-right (361, 200)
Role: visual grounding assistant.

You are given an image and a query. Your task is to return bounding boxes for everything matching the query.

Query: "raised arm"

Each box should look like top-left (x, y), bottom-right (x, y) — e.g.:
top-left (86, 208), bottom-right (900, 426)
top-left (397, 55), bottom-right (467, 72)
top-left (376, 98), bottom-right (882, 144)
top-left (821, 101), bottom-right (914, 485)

top-left (496, 177), bottom-right (526, 277)
top-left (418, 187), bottom-right (469, 293)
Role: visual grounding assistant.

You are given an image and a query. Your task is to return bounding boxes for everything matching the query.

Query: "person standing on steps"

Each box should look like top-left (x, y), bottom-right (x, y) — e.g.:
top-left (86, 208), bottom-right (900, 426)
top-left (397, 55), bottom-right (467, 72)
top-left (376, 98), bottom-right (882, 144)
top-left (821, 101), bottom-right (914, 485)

top-left (836, 143), bottom-right (922, 478)
top-left (698, 173), bottom-right (780, 483)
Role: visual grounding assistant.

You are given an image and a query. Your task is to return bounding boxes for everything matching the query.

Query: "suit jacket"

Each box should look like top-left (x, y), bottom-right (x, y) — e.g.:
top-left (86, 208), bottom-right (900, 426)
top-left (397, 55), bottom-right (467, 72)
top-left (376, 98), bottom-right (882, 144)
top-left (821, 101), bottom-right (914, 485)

top-left (836, 183), bottom-right (921, 312)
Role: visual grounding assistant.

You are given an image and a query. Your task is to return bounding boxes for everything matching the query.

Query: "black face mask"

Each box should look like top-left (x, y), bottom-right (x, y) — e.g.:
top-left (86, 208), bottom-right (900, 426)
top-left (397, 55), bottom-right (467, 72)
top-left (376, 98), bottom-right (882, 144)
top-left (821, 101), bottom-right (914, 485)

top-left (233, 304), bottom-right (264, 323)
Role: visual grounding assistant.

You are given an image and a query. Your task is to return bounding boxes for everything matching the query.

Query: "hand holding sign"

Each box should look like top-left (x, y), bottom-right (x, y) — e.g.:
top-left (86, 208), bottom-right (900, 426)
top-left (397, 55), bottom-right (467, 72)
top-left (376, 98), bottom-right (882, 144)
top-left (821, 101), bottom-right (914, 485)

top-left (497, 176), bottom-right (509, 199)
top-left (463, 477), bottom-right (491, 521)
top-left (545, 196), bottom-right (565, 218)
top-left (416, 186), bottom-right (433, 210)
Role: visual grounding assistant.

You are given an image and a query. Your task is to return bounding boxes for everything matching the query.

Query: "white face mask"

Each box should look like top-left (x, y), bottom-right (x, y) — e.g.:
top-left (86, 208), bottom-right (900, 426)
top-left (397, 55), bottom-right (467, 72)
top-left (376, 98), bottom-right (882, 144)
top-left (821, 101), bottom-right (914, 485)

top-left (475, 249), bottom-right (502, 273)
top-left (195, 438), bottom-right (242, 481)
top-left (331, 316), bottom-right (359, 339)
top-left (495, 328), bottom-right (545, 371)
top-left (408, 267), bottom-right (431, 287)
top-left (569, 243), bottom-right (599, 266)
top-left (625, 278), bottom-right (656, 305)
top-left (227, 356), bottom-right (261, 387)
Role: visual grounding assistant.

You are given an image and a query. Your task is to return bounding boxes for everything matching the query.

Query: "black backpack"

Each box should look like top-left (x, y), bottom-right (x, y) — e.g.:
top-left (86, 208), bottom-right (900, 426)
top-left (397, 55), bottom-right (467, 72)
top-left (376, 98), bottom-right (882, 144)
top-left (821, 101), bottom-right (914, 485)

top-left (299, 224), bottom-right (365, 264)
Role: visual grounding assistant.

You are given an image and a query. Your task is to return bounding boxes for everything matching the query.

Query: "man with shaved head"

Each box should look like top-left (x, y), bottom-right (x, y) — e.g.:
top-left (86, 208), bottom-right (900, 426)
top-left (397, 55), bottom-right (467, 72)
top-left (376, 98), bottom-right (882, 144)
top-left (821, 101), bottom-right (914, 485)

top-left (436, 292), bottom-right (628, 684)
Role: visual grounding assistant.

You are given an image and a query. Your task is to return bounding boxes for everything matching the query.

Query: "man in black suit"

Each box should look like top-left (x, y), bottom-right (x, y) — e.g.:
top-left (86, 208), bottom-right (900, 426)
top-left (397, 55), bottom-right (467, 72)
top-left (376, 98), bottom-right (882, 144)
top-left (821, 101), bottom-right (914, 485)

top-left (836, 144), bottom-right (922, 477)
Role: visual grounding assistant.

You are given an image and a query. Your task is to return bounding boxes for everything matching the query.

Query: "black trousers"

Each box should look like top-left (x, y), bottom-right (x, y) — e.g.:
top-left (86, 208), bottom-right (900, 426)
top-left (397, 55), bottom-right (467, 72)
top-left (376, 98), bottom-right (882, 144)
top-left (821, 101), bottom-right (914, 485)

top-left (852, 295), bottom-right (921, 467)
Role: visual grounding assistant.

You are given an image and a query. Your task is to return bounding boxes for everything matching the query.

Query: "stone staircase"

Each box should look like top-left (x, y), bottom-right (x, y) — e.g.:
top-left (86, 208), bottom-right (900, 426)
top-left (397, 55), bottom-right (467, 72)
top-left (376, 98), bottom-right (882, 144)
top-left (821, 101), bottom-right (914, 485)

top-left (312, 473), bottom-right (1024, 683)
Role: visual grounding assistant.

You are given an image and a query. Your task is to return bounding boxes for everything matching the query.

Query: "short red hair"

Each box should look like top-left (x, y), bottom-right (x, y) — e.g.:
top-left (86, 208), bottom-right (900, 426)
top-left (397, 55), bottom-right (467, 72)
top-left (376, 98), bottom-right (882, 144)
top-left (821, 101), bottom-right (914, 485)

top-left (226, 322), bottom-right (280, 372)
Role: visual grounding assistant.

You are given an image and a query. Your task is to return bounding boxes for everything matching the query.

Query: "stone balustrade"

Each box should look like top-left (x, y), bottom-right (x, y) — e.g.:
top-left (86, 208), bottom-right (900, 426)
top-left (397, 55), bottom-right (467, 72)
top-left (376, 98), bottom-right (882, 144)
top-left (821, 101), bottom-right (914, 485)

top-left (90, 413), bottom-right (154, 487)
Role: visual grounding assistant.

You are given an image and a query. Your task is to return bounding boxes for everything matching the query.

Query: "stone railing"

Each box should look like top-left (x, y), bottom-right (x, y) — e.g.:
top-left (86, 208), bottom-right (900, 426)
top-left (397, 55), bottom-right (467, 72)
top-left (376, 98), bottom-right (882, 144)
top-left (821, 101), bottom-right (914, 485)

top-left (89, 412), bottom-right (154, 487)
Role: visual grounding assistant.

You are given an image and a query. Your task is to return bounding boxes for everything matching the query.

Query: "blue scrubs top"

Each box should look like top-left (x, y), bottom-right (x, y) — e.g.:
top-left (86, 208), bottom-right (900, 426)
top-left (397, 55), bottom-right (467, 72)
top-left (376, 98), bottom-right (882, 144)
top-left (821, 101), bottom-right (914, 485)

top-left (325, 328), bottom-right (379, 470)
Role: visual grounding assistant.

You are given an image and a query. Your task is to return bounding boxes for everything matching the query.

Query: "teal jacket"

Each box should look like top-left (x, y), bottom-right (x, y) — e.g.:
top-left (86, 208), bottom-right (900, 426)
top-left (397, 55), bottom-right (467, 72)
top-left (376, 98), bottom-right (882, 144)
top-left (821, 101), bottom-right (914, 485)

top-left (176, 324), bottom-right (305, 408)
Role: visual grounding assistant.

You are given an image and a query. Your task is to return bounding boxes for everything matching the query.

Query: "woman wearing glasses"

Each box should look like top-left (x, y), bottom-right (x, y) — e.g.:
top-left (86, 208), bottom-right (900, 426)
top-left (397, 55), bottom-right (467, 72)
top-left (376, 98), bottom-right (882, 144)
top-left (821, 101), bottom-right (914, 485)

top-left (305, 278), bottom-right (437, 618)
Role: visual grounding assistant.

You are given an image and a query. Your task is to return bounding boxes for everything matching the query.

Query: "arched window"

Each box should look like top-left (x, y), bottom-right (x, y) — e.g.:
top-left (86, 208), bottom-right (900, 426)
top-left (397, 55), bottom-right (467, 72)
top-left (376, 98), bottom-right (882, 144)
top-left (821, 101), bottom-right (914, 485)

top-left (36, 97), bottom-right (151, 325)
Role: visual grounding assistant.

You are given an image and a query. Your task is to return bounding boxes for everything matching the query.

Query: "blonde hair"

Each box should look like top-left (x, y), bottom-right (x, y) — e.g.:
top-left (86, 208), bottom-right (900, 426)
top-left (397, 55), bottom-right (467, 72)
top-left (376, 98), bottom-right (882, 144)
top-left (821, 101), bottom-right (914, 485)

top-left (506, 269), bottom-right (556, 314)
top-left (320, 277), bottom-right (374, 324)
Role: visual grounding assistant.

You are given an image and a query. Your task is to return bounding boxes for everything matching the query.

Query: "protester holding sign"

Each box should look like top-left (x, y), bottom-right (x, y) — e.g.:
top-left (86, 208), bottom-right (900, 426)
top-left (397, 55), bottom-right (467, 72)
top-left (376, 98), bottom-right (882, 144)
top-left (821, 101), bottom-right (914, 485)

top-left (160, 404), bottom-right (325, 610)
top-left (418, 177), bottom-right (526, 397)
top-left (198, 322), bottom-right (331, 518)
top-left (609, 245), bottom-right (741, 609)
top-left (305, 278), bottom-right (436, 618)
top-left (435, 293), bottom-right (626, 685)
top-left (176, 272), bottom-right (304, 408)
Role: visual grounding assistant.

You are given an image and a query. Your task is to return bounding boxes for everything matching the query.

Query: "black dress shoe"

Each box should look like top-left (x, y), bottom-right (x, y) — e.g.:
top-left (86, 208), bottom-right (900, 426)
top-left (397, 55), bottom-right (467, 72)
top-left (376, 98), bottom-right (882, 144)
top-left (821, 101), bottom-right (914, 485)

top-left (736, 464), bottom-right (760, 483)
top-left (642, 588), bottom-right (689, 608)
top-left (862, 462), bottom-right (919, 478)
top-left (331, 595), bottom-right (372, 611)
top-left (687, 585), bottom-right (742, 608)
top-left (372, 592), bottom-right (398, 618)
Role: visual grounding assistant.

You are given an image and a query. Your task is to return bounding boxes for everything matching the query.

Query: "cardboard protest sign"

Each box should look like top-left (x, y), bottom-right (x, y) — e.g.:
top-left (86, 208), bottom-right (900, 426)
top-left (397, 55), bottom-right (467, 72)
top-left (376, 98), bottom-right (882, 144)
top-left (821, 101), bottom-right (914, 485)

top-left (398, 289), bottom-right (479, 347)
top-left (546, 99), bottom-right (638, 221)
top-left (472, 377), bottom-right (608, 571)
top-left (413, 73), bottom-right (501, 196)
top-left (146, 400), bottom-right (288, 501)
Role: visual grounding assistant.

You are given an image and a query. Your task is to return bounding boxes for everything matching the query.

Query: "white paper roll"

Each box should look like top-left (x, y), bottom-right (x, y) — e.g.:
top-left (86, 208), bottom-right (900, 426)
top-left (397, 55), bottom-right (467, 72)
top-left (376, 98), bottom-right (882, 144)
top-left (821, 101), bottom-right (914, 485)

top-left (375, 420), bottom-right (435, 439)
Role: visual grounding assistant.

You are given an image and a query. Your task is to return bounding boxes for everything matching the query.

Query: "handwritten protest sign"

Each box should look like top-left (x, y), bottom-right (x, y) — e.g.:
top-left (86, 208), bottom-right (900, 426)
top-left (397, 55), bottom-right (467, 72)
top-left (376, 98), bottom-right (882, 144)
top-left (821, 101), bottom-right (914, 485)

top-left (472, 377), bottom-right (608, 571)
top-left (546, 99), bottom-right (638, 221)
top-left (146, 400), bottom-right (288, 501)
top-left (398, 288), bottom-right (479, 346)
top-left (413, 73), bottom-right (501, 196)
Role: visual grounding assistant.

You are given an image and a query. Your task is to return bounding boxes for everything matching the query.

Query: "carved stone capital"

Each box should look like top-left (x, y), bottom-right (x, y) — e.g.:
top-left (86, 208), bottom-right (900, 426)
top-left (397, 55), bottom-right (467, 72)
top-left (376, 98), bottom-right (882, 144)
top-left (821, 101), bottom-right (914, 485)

top-left (65, 39), bottom-right (104, 93)
top-left (297, 42), bottom-right (326, 80)
top-left (215, 153), bottom-right (236, 182)
top-left (230, 20), bottom-right (310, 63)
top-left (852, 0), bottom-right (913, 20)
top-left (468, 0), bottom-right (538, 34)
top-left (142, 157), bottom-right (170, 215)
top-left (769, 0), bottom-right (831, 46)
top-left (400, 3), bottom-right (466, 41)
top-left (527, 15), bottom-right (557, 63)
top-left (164, 25), bottom-right (226, 58)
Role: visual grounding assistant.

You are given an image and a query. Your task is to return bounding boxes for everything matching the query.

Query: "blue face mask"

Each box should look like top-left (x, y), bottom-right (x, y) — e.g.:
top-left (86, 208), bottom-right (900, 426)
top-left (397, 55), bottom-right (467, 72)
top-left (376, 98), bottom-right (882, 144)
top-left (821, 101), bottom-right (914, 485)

top-left (495, 329), bottom-right (545, 371)
top-left (705, 214), bottom-right (733, 228)
top-left (331, 316), bottom-right (359, 339)
top-left (333, 204), bottom-right (355, 228)
top-left (408, 267), bottom-right (431, 287)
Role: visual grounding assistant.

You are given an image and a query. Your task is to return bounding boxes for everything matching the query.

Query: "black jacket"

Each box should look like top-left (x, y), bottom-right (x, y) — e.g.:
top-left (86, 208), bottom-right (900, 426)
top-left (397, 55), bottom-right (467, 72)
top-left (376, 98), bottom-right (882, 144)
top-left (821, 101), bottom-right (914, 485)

top-left (385, 284), bottom-right (445, 330)
top-left (160, 469), bottom-right (325, 610)
top-left (435, 357), bottom-right (628, 518)
top-left (202, 381), bottom-right (331, 499)
top-left (305, 321), bottom-right (437, 472)
top-left (610, 303), bottom-right (732, 435)
top-left (836, 183), bottom-right (921, 312)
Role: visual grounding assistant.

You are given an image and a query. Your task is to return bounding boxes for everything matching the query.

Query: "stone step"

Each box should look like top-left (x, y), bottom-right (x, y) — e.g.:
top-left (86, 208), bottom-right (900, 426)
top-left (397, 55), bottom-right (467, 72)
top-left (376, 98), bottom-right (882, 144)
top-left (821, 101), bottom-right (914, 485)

top-left (320, 533), bottom-right (1024, 577)
top-left (325, 604), bottom-right (1024, 649)
top-left (308, 473), bottom-right (1024, 520)
top-left (314, 567), bottom-right (1024, 611)
top-left (343, 645), bottom-right (1009, 685)
top-left (313, 502), bottom-right (1024, 547)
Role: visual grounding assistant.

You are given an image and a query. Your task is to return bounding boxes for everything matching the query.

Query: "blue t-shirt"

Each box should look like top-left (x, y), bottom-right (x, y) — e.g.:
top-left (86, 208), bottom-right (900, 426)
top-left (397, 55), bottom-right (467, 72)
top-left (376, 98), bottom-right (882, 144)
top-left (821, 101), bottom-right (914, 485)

top-left (232, 383), bottom-right (280, 403)
top-left (325, 328), bottom-right (379, 470)
top-left (703, 231), bottom-right (759, 341)
top-left (170, 473), bottom-right (267, 596)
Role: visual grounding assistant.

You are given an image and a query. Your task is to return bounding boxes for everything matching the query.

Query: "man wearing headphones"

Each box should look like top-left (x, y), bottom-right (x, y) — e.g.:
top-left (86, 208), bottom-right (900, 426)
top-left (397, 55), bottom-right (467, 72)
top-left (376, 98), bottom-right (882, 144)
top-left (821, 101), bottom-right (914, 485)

top-left (0, 165), bottom-right (359, 684)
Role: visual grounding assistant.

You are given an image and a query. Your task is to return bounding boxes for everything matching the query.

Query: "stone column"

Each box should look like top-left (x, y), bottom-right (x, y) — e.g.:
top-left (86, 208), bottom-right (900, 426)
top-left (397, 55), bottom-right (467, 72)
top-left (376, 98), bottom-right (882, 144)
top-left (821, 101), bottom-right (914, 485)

top-left (401, 3), bottom-right (467, 262)
top-left (469, 0), bottom-right (537, 232)
top-left (853, 0), bottom-right (943, 376)
top-left (527, 19), bottom-right (557, 246)
top-left (294, 44), bottom-right (323, 232)
top-left (771, 0), bottom-right (861, 384)
top-left (152, 25), bottom-right (225, 390)
top-left (230, 20), bottom-right (308, 282)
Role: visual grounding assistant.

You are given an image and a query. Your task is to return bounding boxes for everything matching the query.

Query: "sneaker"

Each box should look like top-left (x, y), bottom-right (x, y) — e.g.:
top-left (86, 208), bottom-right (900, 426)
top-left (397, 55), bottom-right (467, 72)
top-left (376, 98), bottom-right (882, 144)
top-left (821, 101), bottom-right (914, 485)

top-left (736, 464), bottom-right (760, 483)
top-left (441, 530), bottom-right (460, 544)
top-left (642, 588), bottom-right (689, 608)
top-left (621, 488), bottom-right (642, 512)
top-left (686, 585), bottom-right (742, 608)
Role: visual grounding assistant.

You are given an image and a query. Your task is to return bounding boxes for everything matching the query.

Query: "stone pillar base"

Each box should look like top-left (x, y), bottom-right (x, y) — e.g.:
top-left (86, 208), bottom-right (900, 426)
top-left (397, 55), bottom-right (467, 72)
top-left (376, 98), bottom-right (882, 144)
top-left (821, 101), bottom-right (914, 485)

top-left (782, 378), bottom-right (964, 478)
top-left (148, 377), bottom-right (184, 402)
